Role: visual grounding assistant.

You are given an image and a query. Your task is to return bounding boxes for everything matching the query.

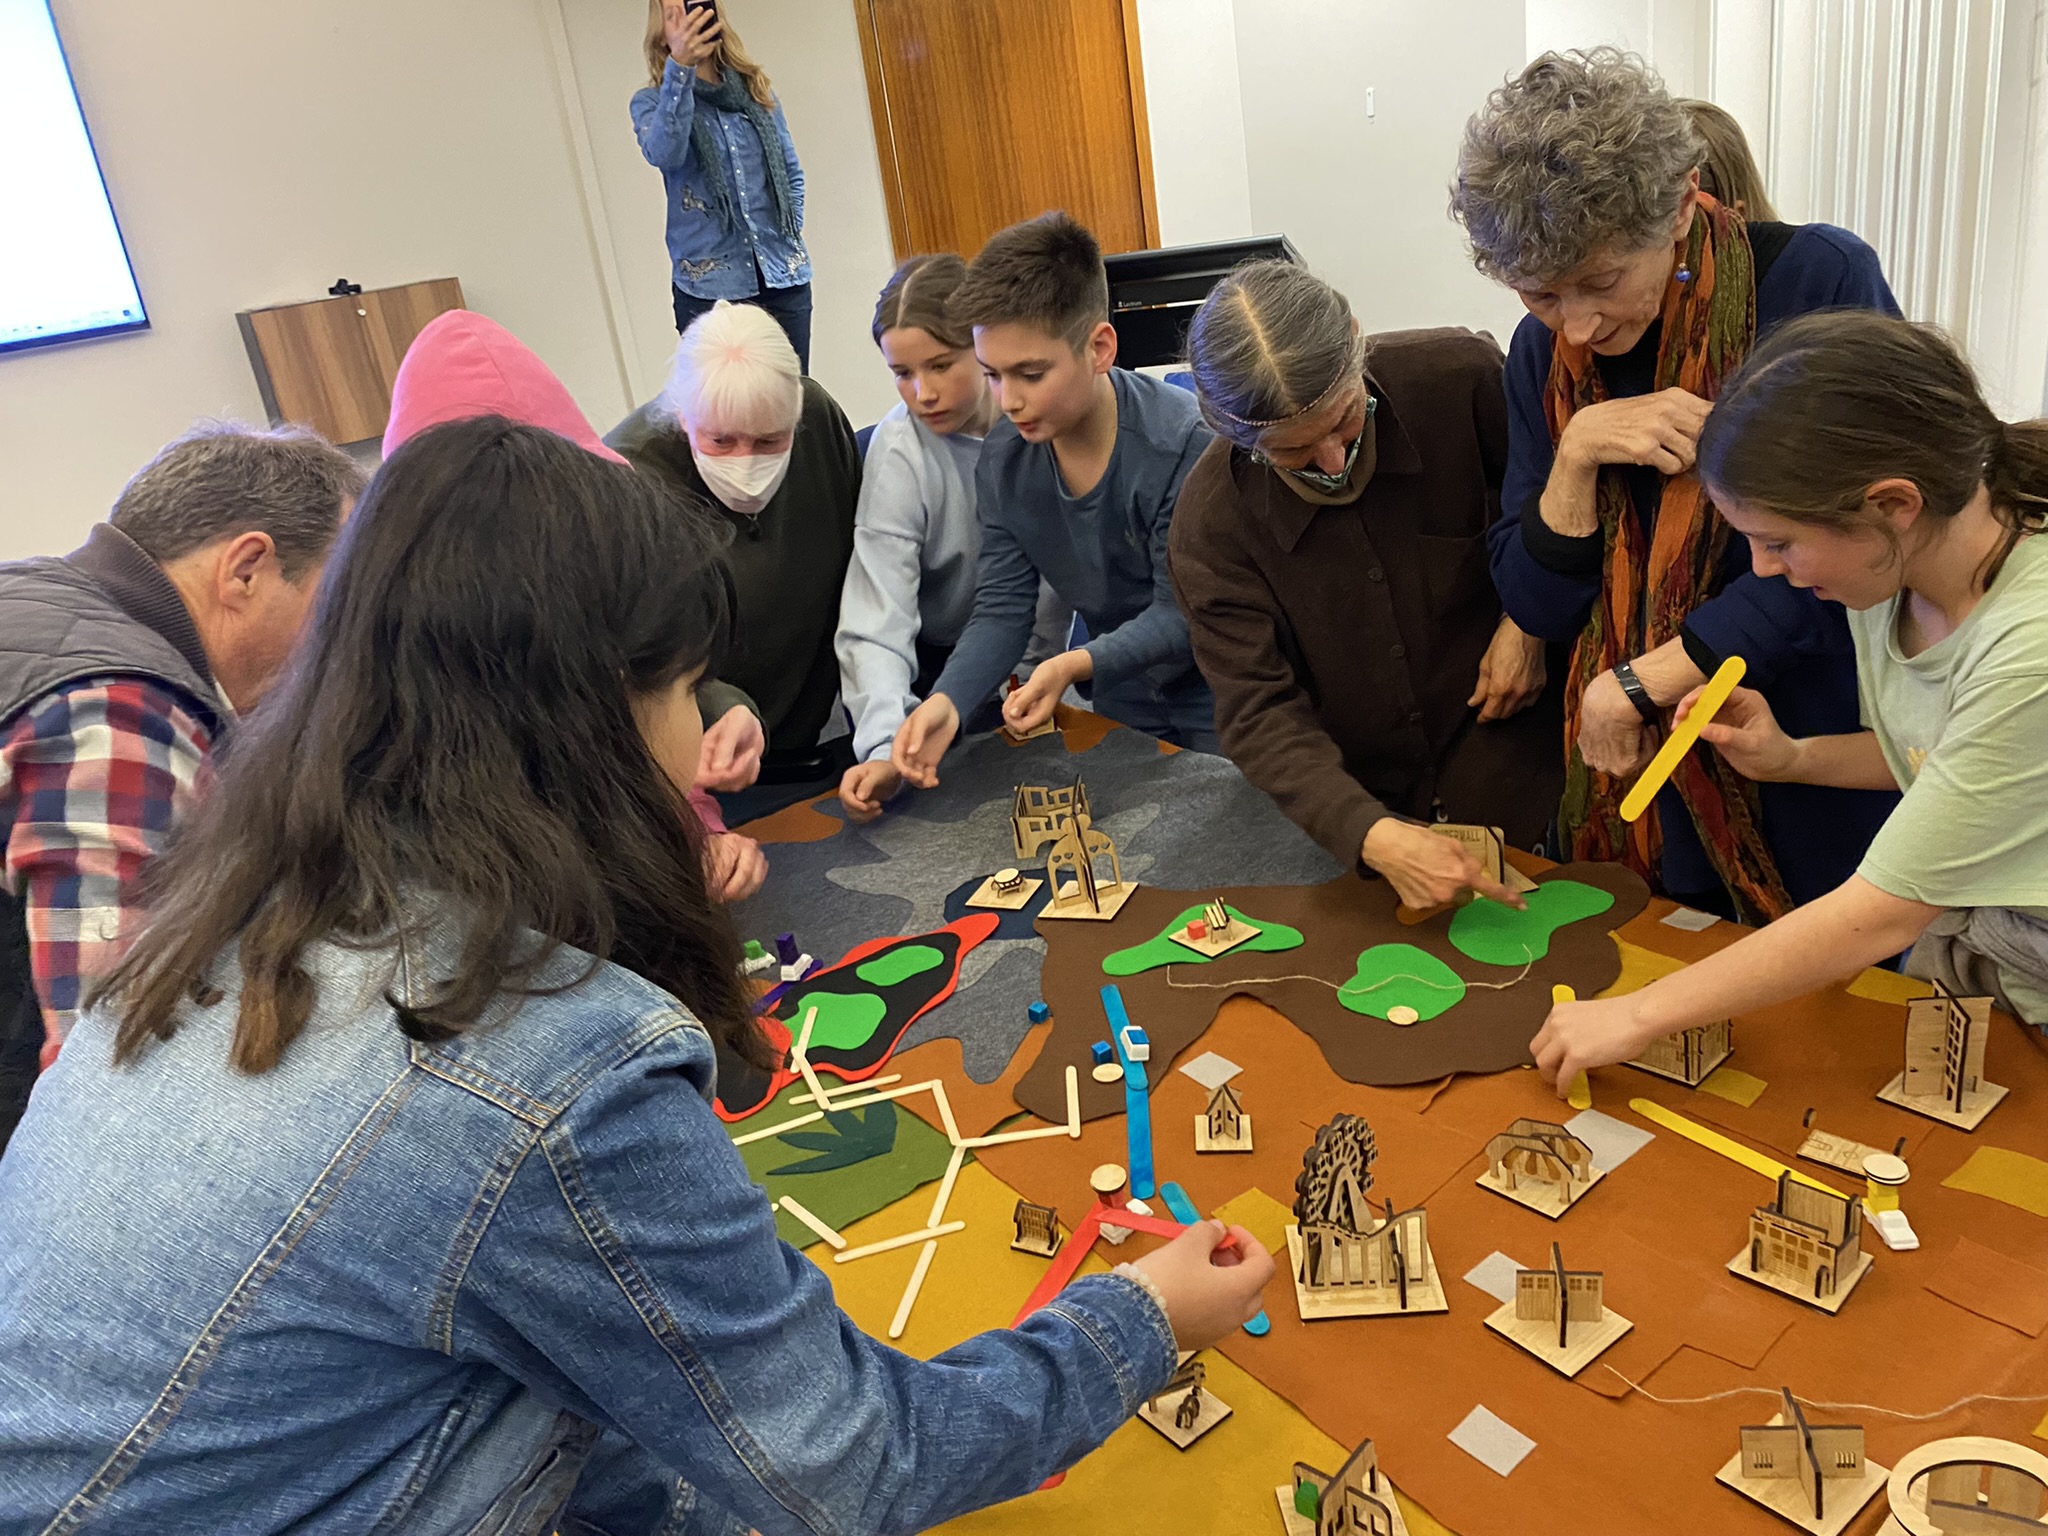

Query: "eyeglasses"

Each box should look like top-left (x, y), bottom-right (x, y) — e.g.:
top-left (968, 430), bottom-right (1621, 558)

top-left (1255, 395), bottom-right (1377, 492)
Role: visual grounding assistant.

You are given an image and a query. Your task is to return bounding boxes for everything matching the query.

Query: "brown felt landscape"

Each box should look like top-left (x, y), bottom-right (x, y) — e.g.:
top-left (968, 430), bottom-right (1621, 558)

top-left (1924, 1236), bottom-right (2048, 1337)
top-left (1012, 861), bottom-right (1651, 1124)
top-left (978, 957), bottom-right (2048, 1536)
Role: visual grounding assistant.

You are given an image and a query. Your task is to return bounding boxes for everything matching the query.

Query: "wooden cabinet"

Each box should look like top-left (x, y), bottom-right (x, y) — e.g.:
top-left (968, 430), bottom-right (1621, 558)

top-left (237, 278), bottom-right (463, 445)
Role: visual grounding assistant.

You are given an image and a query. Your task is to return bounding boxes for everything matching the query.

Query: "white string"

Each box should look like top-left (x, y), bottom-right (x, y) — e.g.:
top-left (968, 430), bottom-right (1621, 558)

top-left (1161, 947), bottom-right (1536, 996)
top-left (1594, 1366), bottom-right (2048, 1421)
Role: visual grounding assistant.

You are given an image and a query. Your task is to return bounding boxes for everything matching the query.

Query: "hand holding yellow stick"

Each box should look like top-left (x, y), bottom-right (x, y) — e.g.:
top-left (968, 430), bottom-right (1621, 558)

top-left (1553, 984), bottom-right (1592, 1110)
top-left (1619, 656), bottom-right (1748, 822)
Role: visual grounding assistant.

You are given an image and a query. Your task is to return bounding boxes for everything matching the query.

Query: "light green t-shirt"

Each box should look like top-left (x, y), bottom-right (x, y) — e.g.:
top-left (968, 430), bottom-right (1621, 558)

top-left (1851, 534), bottom-right (2048, 1014)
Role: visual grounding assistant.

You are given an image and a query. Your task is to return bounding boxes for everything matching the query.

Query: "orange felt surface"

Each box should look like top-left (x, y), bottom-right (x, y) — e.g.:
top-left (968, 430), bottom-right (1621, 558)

top-left (741, 753), bottom-right (2048, 1534)
top-left (970, 900), bottom-right (2048, 1536)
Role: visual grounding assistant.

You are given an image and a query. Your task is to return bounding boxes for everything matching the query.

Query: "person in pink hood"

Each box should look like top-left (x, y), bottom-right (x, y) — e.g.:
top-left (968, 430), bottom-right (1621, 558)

top-left (384, 311), bottom-right (767, 901)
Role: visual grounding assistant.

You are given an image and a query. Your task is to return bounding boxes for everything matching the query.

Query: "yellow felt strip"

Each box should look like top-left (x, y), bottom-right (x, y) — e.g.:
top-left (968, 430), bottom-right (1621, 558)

top-left (1629, 1097), bottom-right (1846, 1195)
top-left (1620, 656), bottom-right (1746, 823)
top-left (1846, 968), bottom-right (1935, 1005)
top-left (1942, 1146), bottom-right (2048, 1220)
top-left (1697, 1067), bottom-right (1768, 1109)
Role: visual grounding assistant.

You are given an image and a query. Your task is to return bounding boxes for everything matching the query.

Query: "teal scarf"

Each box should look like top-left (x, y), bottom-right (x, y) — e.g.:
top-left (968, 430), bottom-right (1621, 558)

top-left (690, 70), bottom-right (801, 243)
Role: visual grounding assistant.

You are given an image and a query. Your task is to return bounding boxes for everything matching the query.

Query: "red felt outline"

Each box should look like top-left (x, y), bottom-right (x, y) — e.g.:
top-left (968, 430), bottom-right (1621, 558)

top-left (717, 913), bottom-right (999, 1122)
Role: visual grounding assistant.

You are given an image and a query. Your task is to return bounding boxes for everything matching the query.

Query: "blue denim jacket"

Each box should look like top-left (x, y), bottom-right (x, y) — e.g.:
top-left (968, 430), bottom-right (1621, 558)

top-left (0, 923), bottom-right (1174, 1535)
top-left (631, 60), bottom-right (812, 299)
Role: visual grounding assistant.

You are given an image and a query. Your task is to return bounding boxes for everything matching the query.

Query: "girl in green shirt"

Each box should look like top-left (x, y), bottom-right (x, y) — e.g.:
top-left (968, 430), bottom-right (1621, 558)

top-left (1536, 310), bottom-right (2048, 1090)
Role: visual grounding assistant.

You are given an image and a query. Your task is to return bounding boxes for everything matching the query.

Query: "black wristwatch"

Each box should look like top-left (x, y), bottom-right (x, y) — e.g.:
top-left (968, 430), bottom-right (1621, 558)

top-left (1611, 660), bottom-right (1661, 724)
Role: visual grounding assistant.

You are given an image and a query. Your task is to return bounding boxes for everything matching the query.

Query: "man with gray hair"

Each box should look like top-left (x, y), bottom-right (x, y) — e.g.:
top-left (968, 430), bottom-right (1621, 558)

top-left (0, 421), bottom-right (363, 1150)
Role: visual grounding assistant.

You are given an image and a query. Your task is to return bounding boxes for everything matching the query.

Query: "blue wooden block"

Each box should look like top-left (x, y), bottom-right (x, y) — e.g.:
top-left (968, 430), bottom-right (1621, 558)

top-left (1090, 1040), bottom-right (1113, 1065)
top-left (1027, 1001), bottom-right (1052, 1024)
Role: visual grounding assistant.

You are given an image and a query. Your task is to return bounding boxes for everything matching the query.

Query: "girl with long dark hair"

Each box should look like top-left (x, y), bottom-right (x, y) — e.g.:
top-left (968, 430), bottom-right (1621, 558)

top-left (1535, 311), bottom-right (2048, 1086)
top-left (0, 418), bottom-right (1270, 1534)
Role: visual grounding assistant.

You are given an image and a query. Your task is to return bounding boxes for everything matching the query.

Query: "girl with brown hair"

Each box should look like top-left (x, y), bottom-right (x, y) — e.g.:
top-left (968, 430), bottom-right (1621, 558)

top-left (0, 416), bottom-right (1273, 1533)
top-left (1535, 310), bottom-right (2048, 1086)
top-left (835, 254), bottom-right (1064, 821)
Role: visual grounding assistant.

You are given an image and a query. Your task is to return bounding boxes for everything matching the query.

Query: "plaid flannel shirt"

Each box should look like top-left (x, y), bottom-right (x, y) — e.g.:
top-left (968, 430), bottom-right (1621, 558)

top-left (1, 677), bottom-right (214, 1066)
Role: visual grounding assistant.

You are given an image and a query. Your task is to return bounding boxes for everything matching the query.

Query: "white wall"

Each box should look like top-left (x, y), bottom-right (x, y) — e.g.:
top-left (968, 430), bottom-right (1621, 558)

top-left (555, 0), bottom-right (900, 431)
top-left (1229, 0), bottom-right (1531, 346)
top-left (1, 0), bottom-right (633, 561)
top-left (1135, 0), bottom-right (1256, 245)
top-left (1528, 0), bottom-right (1705, 93)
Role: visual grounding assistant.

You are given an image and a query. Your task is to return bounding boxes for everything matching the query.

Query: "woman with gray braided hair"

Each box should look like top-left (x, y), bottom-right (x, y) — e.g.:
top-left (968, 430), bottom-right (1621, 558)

top-left (1451, 47), bottom-right (1899, 924)
top-left (1167, 260), bottom-right (1562, 910)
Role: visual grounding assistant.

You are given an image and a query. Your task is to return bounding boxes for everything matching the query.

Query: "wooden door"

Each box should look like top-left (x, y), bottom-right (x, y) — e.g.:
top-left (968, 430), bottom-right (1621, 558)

top-left (854, 0), bottom-right (1160, 261)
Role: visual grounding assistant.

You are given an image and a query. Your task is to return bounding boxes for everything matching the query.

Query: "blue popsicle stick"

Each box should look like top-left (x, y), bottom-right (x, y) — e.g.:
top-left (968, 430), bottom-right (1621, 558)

top-left (1159, 1180), bottom-right (1271, 1337)
top-left (1100, 984), bottom-right (1155, 1199)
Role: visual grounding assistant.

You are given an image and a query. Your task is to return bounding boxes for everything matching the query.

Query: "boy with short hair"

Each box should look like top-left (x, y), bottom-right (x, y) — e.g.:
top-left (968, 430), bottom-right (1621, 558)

top-left (891, 212), bottom-right (1216, 785)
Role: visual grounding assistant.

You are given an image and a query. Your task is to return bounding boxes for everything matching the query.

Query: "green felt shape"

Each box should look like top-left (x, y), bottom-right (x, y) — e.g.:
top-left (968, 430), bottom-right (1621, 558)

top-left (854, 943), bottom-right (946, 988)
top-left (795, 990), bottom-right (891, 1051)
top-left (1337, 943), bottom-right (1467, 1022)
top-left (769, 1101), bottom-right (898, 1176)
top-left (1448, 879), bottom-right (1616, 966)
top-left (1101, 904), bottom-right (1305, 976)
top-left (731, 1078), bottom-right (956, 1248)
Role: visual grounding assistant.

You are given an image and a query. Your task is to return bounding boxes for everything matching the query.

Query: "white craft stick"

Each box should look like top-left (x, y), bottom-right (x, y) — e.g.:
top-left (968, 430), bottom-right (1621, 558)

top-left (833, 1221), bottom-right (966, 1263)
top-left (793, 1074), bottom-right (900, 1106)
top-left (1065, 1064), bottom-right (1080, 1136)
top-left (731, 1110), bottom-right (822, 1146)
top-left (929, 1080), bottom-right (961, 1144)
top-left (958, 1123), bottom-right (1079, 1149)
top-left (728, 1080), bottom-right (948, 1146)
top-left (777, 1195), bottom-right (847, 1250)
top-left (890, 1239), bottom-right (938, 1340)
top-left (926, 1144), bottom-right (966, 1228)
top-left (790, 1006), bottom-right (832, 1108)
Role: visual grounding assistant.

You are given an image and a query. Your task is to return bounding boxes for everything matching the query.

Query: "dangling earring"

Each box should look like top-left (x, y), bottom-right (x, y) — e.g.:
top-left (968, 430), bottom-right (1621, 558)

top-left (1675, 264), bottom-right (1693, 283)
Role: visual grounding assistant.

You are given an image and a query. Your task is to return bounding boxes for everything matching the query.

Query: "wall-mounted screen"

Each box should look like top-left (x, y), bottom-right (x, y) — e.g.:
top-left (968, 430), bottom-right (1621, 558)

top-left (0, 0), bottom-right (147, 354)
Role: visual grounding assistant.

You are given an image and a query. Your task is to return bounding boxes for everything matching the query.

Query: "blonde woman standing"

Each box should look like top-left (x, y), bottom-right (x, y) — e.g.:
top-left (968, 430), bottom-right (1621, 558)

top-left (633, 1), bottom-right (812, 368)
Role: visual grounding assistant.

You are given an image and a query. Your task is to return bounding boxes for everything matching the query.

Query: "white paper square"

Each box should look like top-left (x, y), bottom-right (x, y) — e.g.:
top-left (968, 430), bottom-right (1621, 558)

top-left (1462, 1251), bottom-right (1527, 1305)
top-left (1177, 1051), bottom-right (1243, 1092)
top-left (1565, 1108), bottom-right (1655, 1171)
top-left (1448, 1405), bottom-right (1536, 1477)
top-left (1660, 906), bottom-right (1722, 931)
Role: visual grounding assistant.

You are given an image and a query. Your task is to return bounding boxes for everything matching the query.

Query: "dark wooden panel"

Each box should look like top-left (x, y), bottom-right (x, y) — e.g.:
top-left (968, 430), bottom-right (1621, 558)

top-left (857, 0), bottom-right (1156, 261)
top-left (237, 278), bottom-right (463, 445)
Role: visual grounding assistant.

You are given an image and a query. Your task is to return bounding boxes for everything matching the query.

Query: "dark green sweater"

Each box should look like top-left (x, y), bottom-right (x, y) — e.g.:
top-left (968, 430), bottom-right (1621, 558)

top-left (607, 378), bottom-right (861, 754)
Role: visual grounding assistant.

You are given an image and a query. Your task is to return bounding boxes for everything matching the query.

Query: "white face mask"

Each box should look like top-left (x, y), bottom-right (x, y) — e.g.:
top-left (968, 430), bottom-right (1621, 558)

top-left (693, 447), bottom-right (793, 516)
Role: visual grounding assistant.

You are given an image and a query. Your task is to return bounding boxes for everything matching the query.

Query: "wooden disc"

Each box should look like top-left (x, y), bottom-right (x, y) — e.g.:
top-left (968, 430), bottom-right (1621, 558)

top-left (1091, 1062), bottom-right (1125, 1084)
top-left (1387, 1005), bottom-right (1421, 1026)
top-left (1090, 1162), bottom-right (1128, 1196)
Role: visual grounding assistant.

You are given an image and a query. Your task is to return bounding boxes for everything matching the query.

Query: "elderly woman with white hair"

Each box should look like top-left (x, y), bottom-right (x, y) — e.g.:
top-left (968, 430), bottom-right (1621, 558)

top-left (608, 299), bottom-right (860, 803)
top-left (1451, 47), bottom-right (1899, 924)
top-left (1168, 260), bottom-right (1560, 910)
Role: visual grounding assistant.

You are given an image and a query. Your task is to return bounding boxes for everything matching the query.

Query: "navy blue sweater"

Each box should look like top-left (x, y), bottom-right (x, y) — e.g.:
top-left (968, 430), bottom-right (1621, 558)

top-left (1489, 222), bottom-right (1902, 904)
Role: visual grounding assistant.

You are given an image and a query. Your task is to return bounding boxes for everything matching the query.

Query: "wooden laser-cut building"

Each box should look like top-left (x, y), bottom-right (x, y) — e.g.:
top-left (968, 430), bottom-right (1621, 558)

top-left (1287, 1113), bottom-right (1445, 1317)
top-left (1734, 1171), bottom-right (1872, 1311)
top-left (1010, 780), bottom-right (1087, 862)
top-left (1877, 978), bottom-right (2007, 1129)
top-left (1629, 1018), bottom-right (1734, 1086)
top-left (1714, 1387), bottom-right (1889, 1533)
top-left (1281, 1436), bottom-right (1407, 1536)
top-left (1478, 1118), bottom-right (1602, 1215)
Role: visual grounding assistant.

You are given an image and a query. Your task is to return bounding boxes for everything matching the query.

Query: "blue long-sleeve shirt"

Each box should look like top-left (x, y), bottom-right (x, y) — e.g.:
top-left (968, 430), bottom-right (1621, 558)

top-left (629, 59), bottom-right (810, 298)
top-left (1489, 221), bottom-right (1902, 901)
top-left (934, 368), bottom-right (1213, 723)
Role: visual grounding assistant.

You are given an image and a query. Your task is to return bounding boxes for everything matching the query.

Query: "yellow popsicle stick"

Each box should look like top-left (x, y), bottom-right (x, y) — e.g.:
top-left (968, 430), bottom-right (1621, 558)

top-left (1554, 985), bottom-right (1592, 1110)
top-left (1628, 1097), bottom-right (1846, 1195)
top-left (1619, 655), bottom-right (1747, 822)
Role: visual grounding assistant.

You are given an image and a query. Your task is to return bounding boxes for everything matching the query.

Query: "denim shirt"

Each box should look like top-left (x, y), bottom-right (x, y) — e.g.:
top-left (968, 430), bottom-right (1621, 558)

top-left (631, 59), bottom-right (812, 299)
top-left (0, 924), bottom-right (1174, 1535)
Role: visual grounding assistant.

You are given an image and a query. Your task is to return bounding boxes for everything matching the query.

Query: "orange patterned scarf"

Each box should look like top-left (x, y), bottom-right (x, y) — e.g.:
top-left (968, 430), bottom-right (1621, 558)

top-left (1550, 194), bottom-right (1793, 923)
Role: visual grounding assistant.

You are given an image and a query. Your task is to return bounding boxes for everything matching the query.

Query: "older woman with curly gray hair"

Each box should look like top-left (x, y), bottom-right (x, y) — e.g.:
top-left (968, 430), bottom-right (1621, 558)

top-left (1450, 47), bottom-right (1899, 924)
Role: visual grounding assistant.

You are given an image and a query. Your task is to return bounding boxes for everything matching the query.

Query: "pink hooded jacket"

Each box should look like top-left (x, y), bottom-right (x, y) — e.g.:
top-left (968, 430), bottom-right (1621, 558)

top-left (381, 311), bottom-right (729, 834)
